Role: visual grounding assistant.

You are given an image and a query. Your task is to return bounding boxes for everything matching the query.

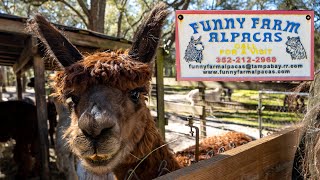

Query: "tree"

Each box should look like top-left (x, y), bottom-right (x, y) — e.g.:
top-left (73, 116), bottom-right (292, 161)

top-left (2, 0), bottom-right (106, 33)
top-left (38, 0), bottom-right (107, 33)
top-left (81, 0), bottom-right (106, 32)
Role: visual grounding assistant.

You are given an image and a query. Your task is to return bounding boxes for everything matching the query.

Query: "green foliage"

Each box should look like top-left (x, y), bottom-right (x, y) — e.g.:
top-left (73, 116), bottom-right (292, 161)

top-left (0, 0), bottom-right (85, 28)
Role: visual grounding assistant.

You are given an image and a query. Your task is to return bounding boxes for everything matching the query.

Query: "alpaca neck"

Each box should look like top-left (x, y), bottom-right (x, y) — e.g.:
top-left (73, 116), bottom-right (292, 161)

top-left (114, 119), bottom-right (180, 180)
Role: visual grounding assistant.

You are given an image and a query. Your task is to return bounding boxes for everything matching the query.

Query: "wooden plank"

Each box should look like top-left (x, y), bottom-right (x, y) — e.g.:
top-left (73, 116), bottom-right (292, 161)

top-left (0, 33), bottom-right (26, 48)
top-left (0, 18), bottom-right (130, 51)
top-left (157, 125), bottom-right (302, 180)
top-left (0, 54), bottom-right (18, 60)
top-left (156, 48), bottom-right (165, 139)
top-left (0, 62), bottom-right (14, 66)
top-left (0, 50), bottom-right (21, 55)
top-left (13, 37), bottom-right (37, 73)
top-left (0, 45), bottom-right (23, 52)
top-left (0, 19), bottom-right (26, 35)
top-left (65, 31), bottom-right (131, 50)
top-left (151, 77), bottom-right (299, 91)
top-left (0, 46), bottom-right (22, 66)
top-left (33, 55), bottom-right (49, 180)
top-left (0, 59), bottom-right (16, 63)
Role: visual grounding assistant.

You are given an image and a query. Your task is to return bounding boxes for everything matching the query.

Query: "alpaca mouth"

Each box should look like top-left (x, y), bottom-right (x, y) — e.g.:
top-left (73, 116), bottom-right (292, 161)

top-left (83, 151), bottom-right (119, 166)
top-left (85, 156), bottom-right (111, 166)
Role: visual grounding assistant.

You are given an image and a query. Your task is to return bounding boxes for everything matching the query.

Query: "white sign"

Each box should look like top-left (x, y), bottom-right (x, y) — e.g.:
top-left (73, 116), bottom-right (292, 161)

top-left (175, 10), bottom-right (314, 81)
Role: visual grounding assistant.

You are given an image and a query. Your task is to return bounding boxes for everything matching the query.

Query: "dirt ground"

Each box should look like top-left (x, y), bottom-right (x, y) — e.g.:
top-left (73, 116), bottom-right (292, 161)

top-left (0, 141), bottom-right (65, 180)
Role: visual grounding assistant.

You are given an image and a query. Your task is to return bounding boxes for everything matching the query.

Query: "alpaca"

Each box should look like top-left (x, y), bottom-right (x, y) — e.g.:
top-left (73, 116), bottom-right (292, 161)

top-left (186, 87), bottom-right (223, 106)
top-left (0, 101), bottom-right (40, 178)
top-left (175, 132), bottom-right (252, 167)
top-left (53, 100), bottom-right (77, 179)
top-left (29, 3), bottom-right (180, 179)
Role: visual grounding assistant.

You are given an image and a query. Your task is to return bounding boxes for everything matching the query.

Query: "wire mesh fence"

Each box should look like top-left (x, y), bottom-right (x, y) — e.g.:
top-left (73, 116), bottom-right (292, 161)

top-left (156, 87), bottom-right (308, 139)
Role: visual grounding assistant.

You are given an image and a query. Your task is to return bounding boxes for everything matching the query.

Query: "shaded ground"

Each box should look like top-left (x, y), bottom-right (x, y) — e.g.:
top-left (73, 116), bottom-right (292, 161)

top-left (151, 111), bottom-right (275, 152)
top-left (0, 141), bottom-right (65, 180)
top-left (0, 87), bottom-right (64, 180)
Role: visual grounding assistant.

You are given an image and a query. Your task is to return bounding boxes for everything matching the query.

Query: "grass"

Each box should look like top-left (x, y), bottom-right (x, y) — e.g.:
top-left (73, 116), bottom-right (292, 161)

top-left (159, 87), bottom-right (305, 130)
top-left (231, 89), bottom-right (287, 106)
top-left (210, 107), bottom-right (302, 129)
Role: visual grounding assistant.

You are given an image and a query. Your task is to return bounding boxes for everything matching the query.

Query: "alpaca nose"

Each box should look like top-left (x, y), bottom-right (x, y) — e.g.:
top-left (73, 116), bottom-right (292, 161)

top-left (78, 106), bottom-right (115, 138)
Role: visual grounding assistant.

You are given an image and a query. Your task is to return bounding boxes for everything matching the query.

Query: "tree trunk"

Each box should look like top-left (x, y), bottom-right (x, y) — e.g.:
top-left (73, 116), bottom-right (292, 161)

top-left (88, 0), bottom-right (106, 33)
top-left (116, 11), bottom-right (123, 37)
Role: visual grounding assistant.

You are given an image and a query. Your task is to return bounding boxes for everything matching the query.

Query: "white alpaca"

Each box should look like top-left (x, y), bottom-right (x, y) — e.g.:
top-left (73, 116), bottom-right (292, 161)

top-left (77, 161), bottom-right (115, 180)
top-left (186, 88), bottom-right (223, 106)
top-left (54, 101), bottom-right (78, 180)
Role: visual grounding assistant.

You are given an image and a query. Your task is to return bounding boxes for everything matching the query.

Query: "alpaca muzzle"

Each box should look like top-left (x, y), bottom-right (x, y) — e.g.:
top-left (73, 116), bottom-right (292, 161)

top-left (78, 107), bottom-right (115, 138)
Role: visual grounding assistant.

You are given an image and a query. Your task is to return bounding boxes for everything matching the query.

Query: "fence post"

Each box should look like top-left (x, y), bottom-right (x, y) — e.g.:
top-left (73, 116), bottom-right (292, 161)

top-left (198, 82), bottom-right (207, 138)
top-left (258, 91), bottom-right (263, 138)
top-left (156, 48), bottom-right (165, 140)
top-left (16, 71), bottom-right (22, 100)
top-left (33, 55), bottom-right (49, 180)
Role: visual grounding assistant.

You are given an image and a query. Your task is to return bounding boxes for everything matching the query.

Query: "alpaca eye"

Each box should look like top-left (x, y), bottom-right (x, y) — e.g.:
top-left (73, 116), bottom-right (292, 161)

top-left (129, 90), bottom-right (140, 103)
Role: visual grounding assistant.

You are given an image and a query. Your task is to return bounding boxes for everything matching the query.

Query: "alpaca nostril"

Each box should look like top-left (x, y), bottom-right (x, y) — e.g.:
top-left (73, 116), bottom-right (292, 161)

top-left (81, 129), bottom-right (93, 138)
top-left (81, 126), bottom-right (113, 139)
top-left (78, 113), bottom-right (100, 138)
top-left (100, 126), bottom-right (114, 136)
top-left (78, 114), bottom-right (115, 138)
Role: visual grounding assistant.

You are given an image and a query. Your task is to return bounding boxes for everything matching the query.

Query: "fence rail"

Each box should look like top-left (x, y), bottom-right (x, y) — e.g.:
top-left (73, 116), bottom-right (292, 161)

top-left (156, 125), bottom-right (302, 180)
top-left (152, 77), bottom-right (300, 91)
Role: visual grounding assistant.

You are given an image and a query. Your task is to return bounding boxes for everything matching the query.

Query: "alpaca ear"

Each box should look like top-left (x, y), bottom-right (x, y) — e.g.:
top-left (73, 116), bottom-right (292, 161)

top-left (128, 3), bottom-right (169, 63)
top-left (28, 14), bottom-right (83, 67)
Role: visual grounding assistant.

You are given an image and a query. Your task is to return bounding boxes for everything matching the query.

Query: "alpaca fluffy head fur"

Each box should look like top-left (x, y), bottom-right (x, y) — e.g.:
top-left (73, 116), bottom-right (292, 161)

top-left (28, 3), bottom-right (169, 175)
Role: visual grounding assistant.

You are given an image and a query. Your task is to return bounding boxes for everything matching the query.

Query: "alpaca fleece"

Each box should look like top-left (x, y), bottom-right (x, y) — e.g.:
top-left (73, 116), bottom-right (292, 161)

top-left (52, 51), bottom-right (152, 102)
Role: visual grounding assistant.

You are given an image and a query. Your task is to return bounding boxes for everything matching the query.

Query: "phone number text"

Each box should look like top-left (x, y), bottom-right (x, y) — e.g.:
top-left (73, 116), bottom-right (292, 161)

top-left (216, 57), bottom-right (277, 63)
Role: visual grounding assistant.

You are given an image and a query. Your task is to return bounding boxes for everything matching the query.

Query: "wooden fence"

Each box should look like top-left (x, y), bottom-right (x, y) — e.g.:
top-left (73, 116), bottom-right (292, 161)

top-left (156, 125), bottom-right (302, 180)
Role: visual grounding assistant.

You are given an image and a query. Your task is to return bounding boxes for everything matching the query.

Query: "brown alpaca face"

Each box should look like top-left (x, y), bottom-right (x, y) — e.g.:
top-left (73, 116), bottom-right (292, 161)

top-left (65, 84), bottom-right (147, 173)
top-left (29, 2), bottom-right (168, 175)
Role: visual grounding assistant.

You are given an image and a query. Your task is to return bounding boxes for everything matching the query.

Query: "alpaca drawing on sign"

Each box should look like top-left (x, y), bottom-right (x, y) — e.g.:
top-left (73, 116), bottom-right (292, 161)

top-left (29, 3), bottom-right (180, 179)
top-left (285, 36), bottom-right (307, 60)
top-left (184, 36), bottom-right (204, 63)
